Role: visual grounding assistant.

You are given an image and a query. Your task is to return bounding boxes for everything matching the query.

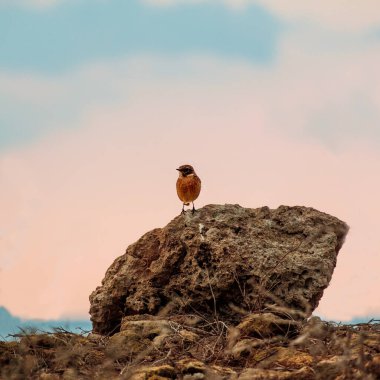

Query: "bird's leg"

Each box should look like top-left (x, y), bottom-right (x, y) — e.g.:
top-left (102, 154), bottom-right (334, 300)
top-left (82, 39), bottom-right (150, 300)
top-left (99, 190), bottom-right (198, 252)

top-left (181, 204), bottom-right (185, 215)
top-left (192, 202), bottom-right (196, 214)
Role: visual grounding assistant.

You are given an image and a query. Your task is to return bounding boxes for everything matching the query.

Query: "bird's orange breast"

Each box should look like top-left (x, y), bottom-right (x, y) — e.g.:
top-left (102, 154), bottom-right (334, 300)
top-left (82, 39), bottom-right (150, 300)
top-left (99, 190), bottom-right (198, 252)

top-left (176, 175), bottom-right (201, 203)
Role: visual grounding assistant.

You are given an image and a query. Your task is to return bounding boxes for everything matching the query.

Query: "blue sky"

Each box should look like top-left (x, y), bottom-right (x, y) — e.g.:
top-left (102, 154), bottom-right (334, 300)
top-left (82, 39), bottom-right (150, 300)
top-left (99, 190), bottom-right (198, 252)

top-left (0, 0), bottom-right (281, 73)
top-left (0, 0), bottom-right (282, 151)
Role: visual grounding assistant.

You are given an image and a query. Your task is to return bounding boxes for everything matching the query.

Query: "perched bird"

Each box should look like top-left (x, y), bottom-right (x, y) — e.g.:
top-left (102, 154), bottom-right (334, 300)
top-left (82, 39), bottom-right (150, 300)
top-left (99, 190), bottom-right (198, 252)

top-left (176, 164), bottom-right (201, 214)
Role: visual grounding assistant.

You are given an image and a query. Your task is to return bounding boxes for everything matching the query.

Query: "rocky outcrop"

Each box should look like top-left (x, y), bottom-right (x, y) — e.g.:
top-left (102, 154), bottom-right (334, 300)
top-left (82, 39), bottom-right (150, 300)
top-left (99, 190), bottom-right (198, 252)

top-left (2, 205), bottom-right (380, 379)
top-left (89, 204), bottom-right (348, 335)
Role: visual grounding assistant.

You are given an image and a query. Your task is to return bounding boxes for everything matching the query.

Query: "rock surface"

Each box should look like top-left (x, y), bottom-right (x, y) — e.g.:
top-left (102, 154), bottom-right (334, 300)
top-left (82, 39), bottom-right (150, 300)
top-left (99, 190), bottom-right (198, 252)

top-left (89, 204), bottom-right (348, 335)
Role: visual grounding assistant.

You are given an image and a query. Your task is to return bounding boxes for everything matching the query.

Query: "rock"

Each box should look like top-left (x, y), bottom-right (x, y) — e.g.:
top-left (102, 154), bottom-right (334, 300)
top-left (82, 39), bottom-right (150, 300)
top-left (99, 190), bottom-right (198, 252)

top-left (231, 344), bottom-right (313, 369)
top-left (314, 356), bottom-right (346, 379)
top-left (126, 364), bottom-right (176, 380)
top-left (272, 347), bottom-right (313, 369)
top-left (177, 359), bottom-right (238, 380)
top-left (177, 359), bottom-right (206, 377)
top-left (120, 319), bottom-right (173, 338)
top-left (230, 339), bottom-right (257, 359)
top-left (105, 320), bottom-right (172, 360)
top-left (236, 312), bottom-right (300, 338)
top-left (238, 366), bottom-right (314, 380)
top-left (39, 374), bottom-right (60, 380)
top-left (90, 204), bottom-right (348, 335)
top-left (178, 329), bottom-right (199, 342)
top-left (125, 361), bottom-right (237, 380)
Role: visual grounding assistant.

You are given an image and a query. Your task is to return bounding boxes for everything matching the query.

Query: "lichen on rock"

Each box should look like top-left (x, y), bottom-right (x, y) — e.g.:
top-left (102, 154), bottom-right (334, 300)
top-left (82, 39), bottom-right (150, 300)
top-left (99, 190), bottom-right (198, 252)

top-left (89, 204), bottom-right (348, 335)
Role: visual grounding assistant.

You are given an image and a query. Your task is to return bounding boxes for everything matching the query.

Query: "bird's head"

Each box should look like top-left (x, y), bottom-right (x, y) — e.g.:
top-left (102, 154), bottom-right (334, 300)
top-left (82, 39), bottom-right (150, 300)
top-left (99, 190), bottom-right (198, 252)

top-left (176, 164), bottom-right (195, 177)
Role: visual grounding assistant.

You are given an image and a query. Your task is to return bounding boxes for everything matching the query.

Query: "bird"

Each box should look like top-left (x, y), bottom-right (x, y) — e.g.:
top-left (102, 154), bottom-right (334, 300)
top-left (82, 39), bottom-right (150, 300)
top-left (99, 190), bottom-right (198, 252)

top-left (176, 164), bottom-right (201, 215)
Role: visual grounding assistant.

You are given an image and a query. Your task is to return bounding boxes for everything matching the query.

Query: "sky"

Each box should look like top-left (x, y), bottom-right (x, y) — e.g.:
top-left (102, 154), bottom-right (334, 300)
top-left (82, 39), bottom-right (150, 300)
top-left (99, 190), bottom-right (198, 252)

top-left (0, 0), bottom-right (380, 322)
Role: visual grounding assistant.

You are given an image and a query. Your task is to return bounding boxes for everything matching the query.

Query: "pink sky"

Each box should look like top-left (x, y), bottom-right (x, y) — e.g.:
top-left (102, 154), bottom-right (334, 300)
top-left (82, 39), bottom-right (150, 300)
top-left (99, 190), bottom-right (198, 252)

top-left (1, 24), bottom-right (380, 321)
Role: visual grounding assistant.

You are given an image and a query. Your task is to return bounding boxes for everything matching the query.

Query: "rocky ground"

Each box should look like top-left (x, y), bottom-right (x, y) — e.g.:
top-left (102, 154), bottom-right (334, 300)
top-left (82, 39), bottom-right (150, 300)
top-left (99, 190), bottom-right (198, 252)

top-left (0, 317), bottom-right (379, 379)
top-left (2, 204), bottom-right (379, 379)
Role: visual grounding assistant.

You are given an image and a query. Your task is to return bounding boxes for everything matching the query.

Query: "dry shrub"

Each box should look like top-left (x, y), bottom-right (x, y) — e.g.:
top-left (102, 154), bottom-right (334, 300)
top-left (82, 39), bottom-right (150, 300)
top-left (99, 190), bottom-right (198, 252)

top-left (0, 317), bottom-right (379, 379)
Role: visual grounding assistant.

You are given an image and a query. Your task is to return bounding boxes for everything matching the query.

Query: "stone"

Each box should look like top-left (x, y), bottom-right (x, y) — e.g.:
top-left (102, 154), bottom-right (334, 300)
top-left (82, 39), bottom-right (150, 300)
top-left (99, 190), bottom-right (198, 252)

top-left (178, 329), bottom-right (199, 342)
top-left (273, 347), bottom-right (313, 369)
top-left (238, 366), bottom-right (314, 380)
top-left (177, 359), bottom-right (206, 376)
top-left (89, 204), bottom-right (348, 335)
top-left (126, 360), bottom-right (238, 380)
top-left (39, 374), bottom-right (60, 380)
top-left (230, 339), bottom-right (257, 359)
top-left (105, 320), bottom-right (173, 360)
top-left (126, 365), bottom-right (176, 380)
top-left (236, 312), bottom-right (300, 338)
top-left (177, 360), bottom-right (238, 380)
top-left (121, 319), bottom-right (172, 338)
top-left (314, 356), bottom-right (346, 379)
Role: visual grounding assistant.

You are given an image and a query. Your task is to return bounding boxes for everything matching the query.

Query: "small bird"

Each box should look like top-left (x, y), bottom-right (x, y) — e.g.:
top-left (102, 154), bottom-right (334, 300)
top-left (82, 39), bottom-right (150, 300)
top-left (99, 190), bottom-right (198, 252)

top-left (176, 164), bottom-right (201, 214)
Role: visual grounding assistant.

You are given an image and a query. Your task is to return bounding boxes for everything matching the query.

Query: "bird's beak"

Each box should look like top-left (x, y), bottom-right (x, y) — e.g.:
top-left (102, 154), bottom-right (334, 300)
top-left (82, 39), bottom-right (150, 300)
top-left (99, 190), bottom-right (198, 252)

top-left (176, 168), bottom-right (181, 171)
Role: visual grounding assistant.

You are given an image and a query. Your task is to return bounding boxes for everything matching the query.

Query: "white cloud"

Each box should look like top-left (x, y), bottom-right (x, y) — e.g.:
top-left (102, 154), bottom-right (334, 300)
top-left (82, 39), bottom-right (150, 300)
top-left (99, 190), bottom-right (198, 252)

top-left (143, 0), bottom-right (380, 32)
top-left (258, 0), bottom-right (380, 32)
top-left (261, 28), bottom-right (380, 147)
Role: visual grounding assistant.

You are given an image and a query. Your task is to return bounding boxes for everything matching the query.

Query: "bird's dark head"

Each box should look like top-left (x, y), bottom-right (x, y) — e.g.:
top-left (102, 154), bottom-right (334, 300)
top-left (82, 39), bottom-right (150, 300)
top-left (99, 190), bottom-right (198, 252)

top-left (176, 164), bottom-right (195, 177)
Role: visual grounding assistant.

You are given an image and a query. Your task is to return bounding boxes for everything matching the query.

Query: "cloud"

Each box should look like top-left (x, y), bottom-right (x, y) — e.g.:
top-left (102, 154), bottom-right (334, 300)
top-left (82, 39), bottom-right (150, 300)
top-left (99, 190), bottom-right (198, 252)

top-left (143, 0), bottom-right (380, 32)
top-left (260, 28), bottom-right (380, 148)
top-left (3, 0), bottom-right (380, 33)
top-left (256, 0), bottom-right (380, 32)
top-left (0, 62), bottom-right (133, 150)
top-left (1, 26), bottom-right (380, 320)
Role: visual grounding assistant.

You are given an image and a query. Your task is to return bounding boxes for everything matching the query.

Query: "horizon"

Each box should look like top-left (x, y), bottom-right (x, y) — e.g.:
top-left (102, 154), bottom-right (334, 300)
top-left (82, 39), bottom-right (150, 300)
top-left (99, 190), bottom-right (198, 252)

top-left (1, 1), bottom-right (380, 323)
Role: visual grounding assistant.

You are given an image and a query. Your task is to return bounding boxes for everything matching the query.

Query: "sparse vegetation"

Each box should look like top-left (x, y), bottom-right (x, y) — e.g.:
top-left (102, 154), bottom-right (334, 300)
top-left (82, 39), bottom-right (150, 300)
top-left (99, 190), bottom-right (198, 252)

top-left (0, 317), bottom-right (379, 379)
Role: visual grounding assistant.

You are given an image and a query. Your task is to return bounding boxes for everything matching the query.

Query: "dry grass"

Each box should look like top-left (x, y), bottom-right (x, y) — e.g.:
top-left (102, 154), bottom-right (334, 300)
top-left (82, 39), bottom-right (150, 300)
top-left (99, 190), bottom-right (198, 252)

top-left (0, 316), bottom-right (379, 379)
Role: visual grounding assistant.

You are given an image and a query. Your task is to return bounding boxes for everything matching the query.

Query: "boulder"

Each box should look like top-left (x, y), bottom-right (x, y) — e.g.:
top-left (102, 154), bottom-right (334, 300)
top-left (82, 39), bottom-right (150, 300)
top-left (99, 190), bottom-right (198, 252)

top-left (89, 204), bottom-right (348, 335)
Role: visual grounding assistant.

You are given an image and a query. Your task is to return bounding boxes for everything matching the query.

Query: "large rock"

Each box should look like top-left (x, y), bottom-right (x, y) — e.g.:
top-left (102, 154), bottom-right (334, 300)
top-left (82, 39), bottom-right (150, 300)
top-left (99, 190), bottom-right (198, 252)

top-left (89, 204), bottom-right (348, 335)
